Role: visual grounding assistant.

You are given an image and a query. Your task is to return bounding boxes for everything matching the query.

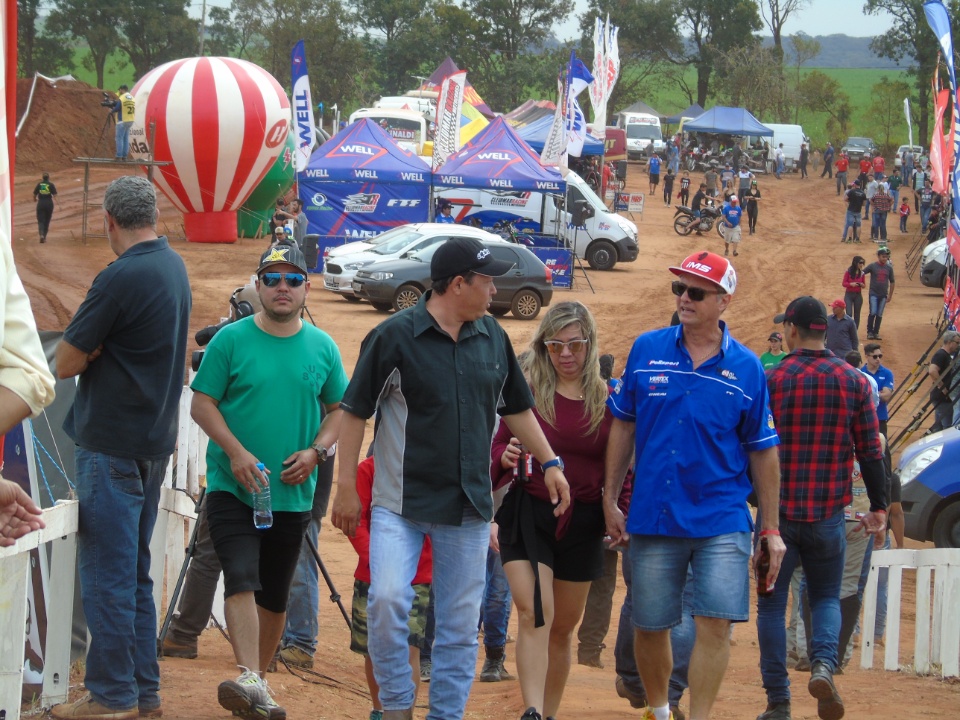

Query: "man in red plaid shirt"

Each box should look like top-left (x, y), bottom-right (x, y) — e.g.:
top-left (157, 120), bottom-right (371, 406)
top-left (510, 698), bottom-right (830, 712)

top-left (756, 296), bottom-right (888, 720)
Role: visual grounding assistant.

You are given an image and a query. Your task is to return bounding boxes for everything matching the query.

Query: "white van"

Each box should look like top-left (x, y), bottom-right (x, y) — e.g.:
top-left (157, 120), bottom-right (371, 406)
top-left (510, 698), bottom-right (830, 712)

top-left (754, 123), bottom-right (809, 172)
top-left (437, 170), bottom-right (639, 271)
top-left (618, 112), bottom-right (665, 159)
top-left (374, 96), bottom-right (436, 123)
top-left (348, 107), bottom-right (428, 155)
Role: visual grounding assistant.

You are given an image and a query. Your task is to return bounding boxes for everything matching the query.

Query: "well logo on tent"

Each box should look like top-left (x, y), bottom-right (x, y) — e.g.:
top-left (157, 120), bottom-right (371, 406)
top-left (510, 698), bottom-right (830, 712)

top-left (344, 192), bottom-right (381, 213)
top-left (332, 142), bottom-right (388, 163)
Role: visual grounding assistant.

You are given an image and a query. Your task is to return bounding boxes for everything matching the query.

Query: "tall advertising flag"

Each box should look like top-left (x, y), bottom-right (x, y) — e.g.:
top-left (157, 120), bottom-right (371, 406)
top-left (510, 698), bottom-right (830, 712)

top-left (291, 40), bottom-right (317, 173)
top-left (588, 15), bottom-right (619, 142)
top-left (924, 1), bottom-right (960, 222)
top-left (566, 52), bottom-right (594, 158)
top-left (541, 71), bottom-right (569, 167)
top-left (432, 70), bottom-right (467, 171)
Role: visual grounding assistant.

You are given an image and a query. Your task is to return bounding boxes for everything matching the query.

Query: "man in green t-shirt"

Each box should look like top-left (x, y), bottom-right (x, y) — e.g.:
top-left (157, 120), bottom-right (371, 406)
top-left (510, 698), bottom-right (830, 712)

top-left (191, 245), bottom-right (348, 720)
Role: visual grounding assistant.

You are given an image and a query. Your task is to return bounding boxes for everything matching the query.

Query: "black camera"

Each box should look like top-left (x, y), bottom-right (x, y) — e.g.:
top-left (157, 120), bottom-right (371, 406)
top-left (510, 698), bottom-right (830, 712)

top-left (191, 292), bottom-right (256, 371)
top-left (100, 92), bottom-right (114, 108)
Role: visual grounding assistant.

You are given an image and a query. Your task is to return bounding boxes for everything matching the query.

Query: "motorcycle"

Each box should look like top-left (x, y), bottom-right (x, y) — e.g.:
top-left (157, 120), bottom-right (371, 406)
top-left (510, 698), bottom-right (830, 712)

top-left (672, 202), bottom-right (725, 238)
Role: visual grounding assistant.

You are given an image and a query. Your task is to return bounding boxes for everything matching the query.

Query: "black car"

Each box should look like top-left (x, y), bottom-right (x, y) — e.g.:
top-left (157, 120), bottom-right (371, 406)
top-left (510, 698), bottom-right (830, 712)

top-left (841, 136), bottom-right (878, 163)
top-left (351, 238), bottom-right (554, 319)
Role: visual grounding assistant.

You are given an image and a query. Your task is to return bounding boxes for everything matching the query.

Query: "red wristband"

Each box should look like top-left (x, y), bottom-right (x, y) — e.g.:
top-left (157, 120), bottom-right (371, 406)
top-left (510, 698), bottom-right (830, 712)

top-left (873, 509), bottom-right (887, 514)
top-left (759, 529), bottom-right (780, 537)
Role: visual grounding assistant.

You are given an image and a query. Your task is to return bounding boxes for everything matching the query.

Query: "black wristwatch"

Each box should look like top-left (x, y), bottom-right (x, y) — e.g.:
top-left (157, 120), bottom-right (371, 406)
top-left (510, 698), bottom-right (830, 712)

top-left (311, 443), bottom-right (329, 463)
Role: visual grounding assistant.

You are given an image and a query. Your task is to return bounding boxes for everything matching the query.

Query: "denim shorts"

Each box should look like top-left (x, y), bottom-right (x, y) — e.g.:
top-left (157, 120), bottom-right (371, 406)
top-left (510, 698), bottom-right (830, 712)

top-left (350, 579), bottom-right (430, 655)
top-left (206, 490), bottom-right (310, 612)
top-left (628, 531), bottom-right (752, 630)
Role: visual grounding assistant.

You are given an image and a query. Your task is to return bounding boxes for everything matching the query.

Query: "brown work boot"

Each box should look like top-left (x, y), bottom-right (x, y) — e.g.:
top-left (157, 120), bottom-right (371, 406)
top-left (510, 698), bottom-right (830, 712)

top-left (479, 645), bottom-right (515, 681)
top-left (161, 636), bottom-right (197, 659)
top-left (139, 705), bottom-right (163, 718)
top-left (615, 676), bottom-right (647, 709)
top-left (577, 645), bottom-right (604, 668)
top-left (279, 645), bottom-right (314, 669)
top-left (51, 695), bottom-right (138, 719)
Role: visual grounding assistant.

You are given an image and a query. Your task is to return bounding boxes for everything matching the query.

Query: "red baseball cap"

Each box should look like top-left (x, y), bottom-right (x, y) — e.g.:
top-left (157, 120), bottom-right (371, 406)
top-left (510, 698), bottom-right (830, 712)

top-left (669, 251), bottom-right (737, 295)
top-left (831, 299), bottom-right (846, 309)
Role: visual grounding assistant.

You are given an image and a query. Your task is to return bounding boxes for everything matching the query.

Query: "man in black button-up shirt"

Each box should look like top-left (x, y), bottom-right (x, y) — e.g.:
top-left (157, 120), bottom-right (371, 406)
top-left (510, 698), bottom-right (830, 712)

top-left (332, 238), bottom-right (569, 720)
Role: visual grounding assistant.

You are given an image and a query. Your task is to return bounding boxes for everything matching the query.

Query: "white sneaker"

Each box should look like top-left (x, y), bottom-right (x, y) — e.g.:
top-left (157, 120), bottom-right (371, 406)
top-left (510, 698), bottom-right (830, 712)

top-left (218, 668), bottom-right (286, 720)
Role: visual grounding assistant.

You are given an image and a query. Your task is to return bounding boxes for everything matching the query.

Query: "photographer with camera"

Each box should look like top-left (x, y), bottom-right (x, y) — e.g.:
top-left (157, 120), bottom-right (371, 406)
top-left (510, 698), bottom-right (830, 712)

top-left (104, 84), bottom-right (136, 161)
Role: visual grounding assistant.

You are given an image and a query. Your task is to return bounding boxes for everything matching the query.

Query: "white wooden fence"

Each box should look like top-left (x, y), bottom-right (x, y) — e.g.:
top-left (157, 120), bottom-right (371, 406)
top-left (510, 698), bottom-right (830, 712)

top-left (861, 547), bottom-right (960, 677)
top-left (0, 387), bottom-right (206, 720)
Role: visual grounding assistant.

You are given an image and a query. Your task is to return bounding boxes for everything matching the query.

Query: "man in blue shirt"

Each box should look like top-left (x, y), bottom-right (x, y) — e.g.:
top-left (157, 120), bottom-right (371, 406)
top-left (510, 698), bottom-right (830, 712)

top-left (648, 153), bottom-right (661, 194)
top-left (604, 250), bottom-right (784, 720)
top-left (722, 195), bottom-right (743, 258)
top-left (436, 200), bottom-right (455, 224)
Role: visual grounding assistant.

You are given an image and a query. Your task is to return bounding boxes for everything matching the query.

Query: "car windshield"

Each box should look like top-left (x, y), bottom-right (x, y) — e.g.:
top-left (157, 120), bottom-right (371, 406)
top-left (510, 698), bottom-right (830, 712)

top-left (372, 229), bottom-right (425, 254)
top-left (408, 244), bottom-right (443, 263)
top-left (847, 138), bottom-right (872, 146)
top-left (626, 124), bottom-right (661, 140)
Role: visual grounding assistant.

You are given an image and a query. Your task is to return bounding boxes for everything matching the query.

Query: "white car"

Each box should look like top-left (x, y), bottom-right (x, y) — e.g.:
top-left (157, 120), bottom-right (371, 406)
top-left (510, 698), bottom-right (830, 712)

top-left (895, 144), bottom-right (923, 169)
top-left (322, 223), bottom-right (505, 300)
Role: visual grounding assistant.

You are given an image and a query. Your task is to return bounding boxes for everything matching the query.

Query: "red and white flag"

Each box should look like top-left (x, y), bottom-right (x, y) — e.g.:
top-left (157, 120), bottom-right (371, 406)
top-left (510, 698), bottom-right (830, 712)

top-left (432, 70), bottom-right (466, 171)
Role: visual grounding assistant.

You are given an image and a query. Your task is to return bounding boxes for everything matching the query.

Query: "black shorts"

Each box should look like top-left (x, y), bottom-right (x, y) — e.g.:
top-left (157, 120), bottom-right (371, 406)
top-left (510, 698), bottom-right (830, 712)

top-left (650, 174), bottom-right (660, 186)
top-left (496, 489), bottom-right (605, 582)
top-left (206, 490), bottom-right (310, 612)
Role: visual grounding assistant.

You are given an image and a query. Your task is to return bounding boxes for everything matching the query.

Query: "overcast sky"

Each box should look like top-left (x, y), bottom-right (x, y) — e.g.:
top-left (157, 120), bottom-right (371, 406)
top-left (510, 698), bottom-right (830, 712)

top-left (556, 0), bottom-right (896, 43)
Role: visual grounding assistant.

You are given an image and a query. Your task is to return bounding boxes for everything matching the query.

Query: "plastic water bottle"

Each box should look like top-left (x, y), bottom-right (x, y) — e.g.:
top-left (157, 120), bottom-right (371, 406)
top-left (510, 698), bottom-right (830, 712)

top-left (253, 462), bottom-right (273, 529)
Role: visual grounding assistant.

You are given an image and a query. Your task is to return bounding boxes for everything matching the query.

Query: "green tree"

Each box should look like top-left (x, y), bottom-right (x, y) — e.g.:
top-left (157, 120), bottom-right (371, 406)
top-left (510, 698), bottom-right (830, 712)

top-left (759, 0), bottom-right (810, 67)
top-left (17, 0), bottom-right (41, 75)
top-left (115, 0), bottom-right (198, 79)
top-left (788, 33), bottom-right (820, 122)
top-left (350, 0), bottom-right (432, 95)
top-left (713, 45), bottom-right (786, 121)
top-left (865, 0), bottom-right (960, 147)
top-left (867, 76), bottom-right (913, 154)
top-left (204, 7), bottom-right (241, 57)
top-left (797, 70), bottom-right (852, 142)
top-left (46, 0), bottom-right (122, 88)
top-left (238, 0), bottom-right (371, 112)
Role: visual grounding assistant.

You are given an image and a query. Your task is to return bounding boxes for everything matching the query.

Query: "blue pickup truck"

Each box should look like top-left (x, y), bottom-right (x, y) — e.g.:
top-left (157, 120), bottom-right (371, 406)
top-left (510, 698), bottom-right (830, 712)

top-left (900, 427), bottom-right (960, 548)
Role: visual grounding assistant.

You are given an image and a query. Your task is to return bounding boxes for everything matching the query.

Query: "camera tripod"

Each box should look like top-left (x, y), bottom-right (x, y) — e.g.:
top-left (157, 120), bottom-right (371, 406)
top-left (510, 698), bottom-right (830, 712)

top-left (94, 109), bottom-right (116, 159)
top-left (157, 487), bottom-right (351, 657)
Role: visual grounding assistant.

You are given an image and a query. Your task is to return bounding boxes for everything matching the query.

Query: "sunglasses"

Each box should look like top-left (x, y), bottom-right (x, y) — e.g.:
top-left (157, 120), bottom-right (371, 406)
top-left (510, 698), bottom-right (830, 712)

top-left (261, 272), bottom-right (306, 288)
top-left (870, 354), bottom-right (883, 359)
top-left (544, 339), bottom-right (590, 354)
top-left (671, 280), bottom-right (722, 302)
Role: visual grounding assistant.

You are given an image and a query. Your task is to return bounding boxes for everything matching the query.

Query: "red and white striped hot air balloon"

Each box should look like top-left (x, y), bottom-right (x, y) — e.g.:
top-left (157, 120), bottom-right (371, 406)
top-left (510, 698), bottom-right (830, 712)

top-left (130, 57), bottom-right (290, 243)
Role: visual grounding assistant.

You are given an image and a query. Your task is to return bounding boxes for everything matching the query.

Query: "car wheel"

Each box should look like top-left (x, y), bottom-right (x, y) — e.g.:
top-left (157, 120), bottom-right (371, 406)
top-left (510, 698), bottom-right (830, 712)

top-left (371, 302), bottom-right (392, 312)
top-left (489, 308), bottom-right (509, 317)
top-left (932, 500), bottom-right (960, 548)
top-left (343, 295), bottom-right (362, 302)
top-left (511, 289), bottom-right (542, 320)
top-left (586, 240), bottom-right (617, 271)
top-left (393, 284), bottom-right (422, 312)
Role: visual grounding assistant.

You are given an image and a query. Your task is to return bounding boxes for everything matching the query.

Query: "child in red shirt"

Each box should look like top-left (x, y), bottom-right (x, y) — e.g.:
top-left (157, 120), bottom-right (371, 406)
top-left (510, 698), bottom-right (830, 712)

top-left (899, 198), bottom-right (911, 233)
top-left (349, 457), bottom-right (433, 720)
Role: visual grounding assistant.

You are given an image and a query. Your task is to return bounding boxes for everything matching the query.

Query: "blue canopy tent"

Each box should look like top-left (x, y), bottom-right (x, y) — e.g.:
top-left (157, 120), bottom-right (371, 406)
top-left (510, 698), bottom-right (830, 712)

top-left (683, 106), bottom-right (773, 136)
top-left (434, 117), bottom-right (565, 193)
top-left (516, 115), bottom-right (604, 157)
top-left (664, 103), bottom-right (705, 125)
top-left (299, 118), bottom-right (432, 240)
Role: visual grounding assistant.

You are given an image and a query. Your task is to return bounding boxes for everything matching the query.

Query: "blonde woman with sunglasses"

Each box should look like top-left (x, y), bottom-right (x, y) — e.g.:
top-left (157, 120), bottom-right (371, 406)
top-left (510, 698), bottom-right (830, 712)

top-left (491, 301), bottom-right (612, 720)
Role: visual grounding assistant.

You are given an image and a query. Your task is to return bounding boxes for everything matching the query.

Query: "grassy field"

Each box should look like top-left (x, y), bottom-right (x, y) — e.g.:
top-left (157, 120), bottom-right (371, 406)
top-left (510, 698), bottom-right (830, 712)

top-left (646, 66), bottom-right (918, 153)
top-left (67, 47), bottom-right (130, 92)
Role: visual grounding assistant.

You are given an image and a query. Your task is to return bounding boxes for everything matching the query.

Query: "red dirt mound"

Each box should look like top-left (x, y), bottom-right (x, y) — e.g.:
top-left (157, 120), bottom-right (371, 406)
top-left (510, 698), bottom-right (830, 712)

top-left (15, 76), bottom-right (116, 174)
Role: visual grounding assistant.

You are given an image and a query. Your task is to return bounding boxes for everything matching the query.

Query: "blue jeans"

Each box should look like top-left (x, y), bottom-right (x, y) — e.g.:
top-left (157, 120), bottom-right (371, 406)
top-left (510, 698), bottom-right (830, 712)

top-left (615, 544), bottom-right (694, 706)
top-left (869, 294), bottom-right (887, 319)
top-left (757, 512), bottom-right (846, 704)
top-left (891, 189), bottom-right (899, 209)
top-left (282, 516), bottom-right (321, 653)
top-left (75, 448), bottom-right (168, 711)
top-left (368, 506), bottom-right (488, 718)
top-left (480, 546), bottom-right (512, 648)
top-left (842, 211), bottom-right (861, 240)
top-left (871, 211), bottom-right (887, 240)
top-left (115, 121), bottom-right (133, 158)
top-left (921, 205), bottom-right (932, 231)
